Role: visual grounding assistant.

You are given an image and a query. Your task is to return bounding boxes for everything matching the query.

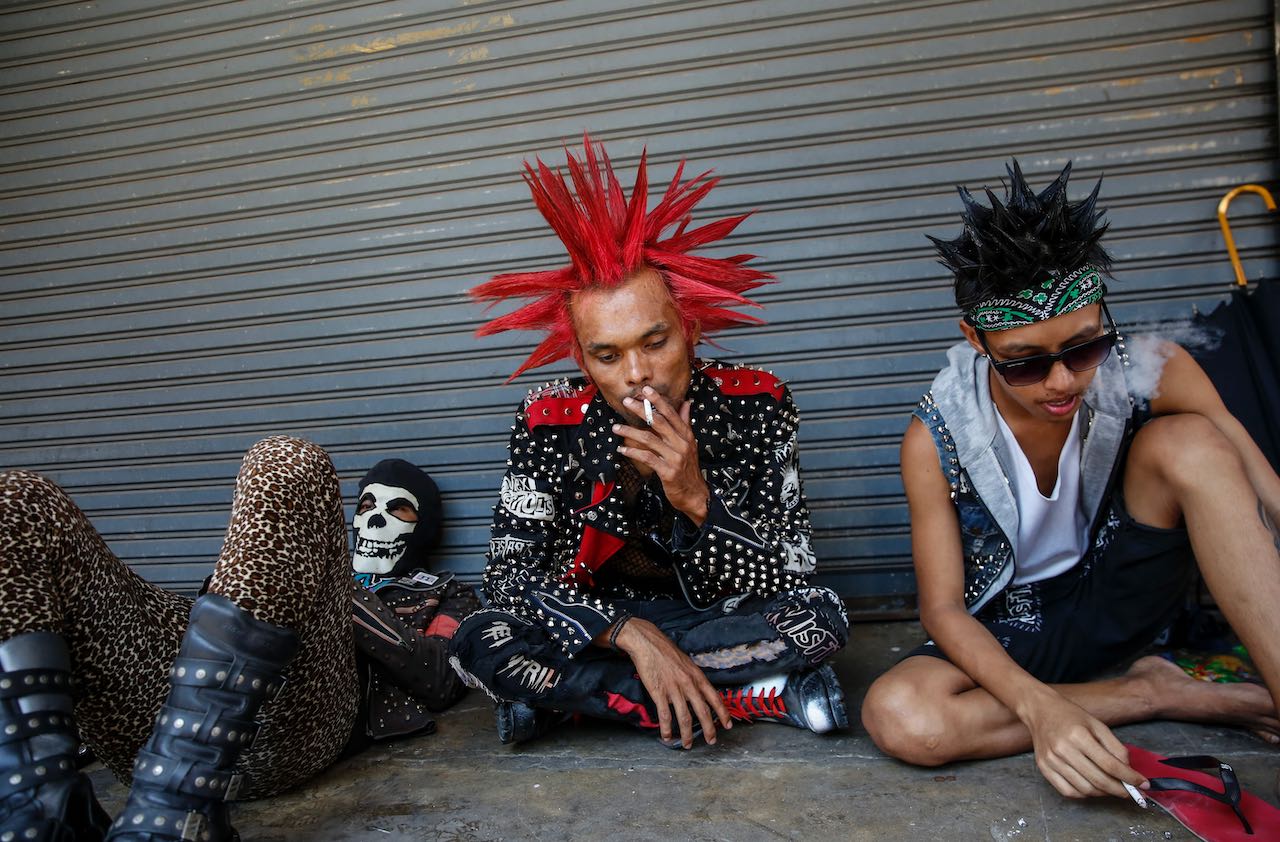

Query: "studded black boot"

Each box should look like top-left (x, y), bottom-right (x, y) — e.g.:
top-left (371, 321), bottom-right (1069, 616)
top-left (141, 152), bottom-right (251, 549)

top-left (105, 595), bottom-right (298, 842)
top-left (0, 630), bottom-right (111, 842)
top-left (718, 663), bottom-right (848, 734)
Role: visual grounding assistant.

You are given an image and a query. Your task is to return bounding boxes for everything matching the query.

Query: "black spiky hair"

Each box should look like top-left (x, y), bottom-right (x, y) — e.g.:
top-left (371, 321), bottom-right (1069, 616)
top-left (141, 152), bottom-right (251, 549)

top-left (929, 159), bottom-right (1112, 313)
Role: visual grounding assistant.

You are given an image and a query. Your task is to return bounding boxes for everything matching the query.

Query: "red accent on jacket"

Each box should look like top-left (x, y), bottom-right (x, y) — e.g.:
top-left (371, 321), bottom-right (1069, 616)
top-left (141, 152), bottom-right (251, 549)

top-left (703, 367), bottom-right (784, 401)
top-left (527, 384), bottom-right (599, 429)
top-left (563, 480), bottom-right (625, 587)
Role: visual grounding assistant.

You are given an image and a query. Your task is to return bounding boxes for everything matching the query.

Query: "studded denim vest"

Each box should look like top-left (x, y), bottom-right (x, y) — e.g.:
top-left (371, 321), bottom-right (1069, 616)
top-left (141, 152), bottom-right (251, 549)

top-left (912, 337), bottom-right (1138, 614)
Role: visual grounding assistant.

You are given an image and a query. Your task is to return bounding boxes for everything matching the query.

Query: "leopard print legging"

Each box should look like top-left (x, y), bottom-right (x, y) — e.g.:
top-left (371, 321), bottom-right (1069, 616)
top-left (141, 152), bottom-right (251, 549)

top-left (0, 436), bottom-right (358, 799)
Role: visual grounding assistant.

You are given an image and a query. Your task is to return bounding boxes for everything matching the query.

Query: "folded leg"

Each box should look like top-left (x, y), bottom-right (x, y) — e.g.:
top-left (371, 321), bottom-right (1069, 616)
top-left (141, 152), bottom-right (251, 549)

top-left (0, 436), bottom-right (359, 800)
top-left (451, 586), bottom-right (850, 733)
top-left (203, 435), bottom-right (358, 798)
top-left (0, 468), bottom-right (191, 784)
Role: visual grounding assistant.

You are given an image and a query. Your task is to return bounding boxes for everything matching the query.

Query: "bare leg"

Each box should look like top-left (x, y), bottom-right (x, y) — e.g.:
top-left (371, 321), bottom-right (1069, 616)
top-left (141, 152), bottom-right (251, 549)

top-left (866, 414), bottom-right (1280, 767)
top-left (863, 654), bottom-right (1278, 766)
top-left (1123, 414), bottom-right (1280, 721)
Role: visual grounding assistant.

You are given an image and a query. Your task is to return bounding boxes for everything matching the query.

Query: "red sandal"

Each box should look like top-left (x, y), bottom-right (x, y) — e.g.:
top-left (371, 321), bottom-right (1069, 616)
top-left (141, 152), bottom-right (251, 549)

top-left (1125, 744), bottom-right (1280, 841)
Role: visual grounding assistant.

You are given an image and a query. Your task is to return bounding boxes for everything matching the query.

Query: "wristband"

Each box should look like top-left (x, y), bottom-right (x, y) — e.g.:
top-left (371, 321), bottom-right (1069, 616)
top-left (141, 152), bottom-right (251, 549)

top-left (608, 613), bottom-right (632, 652)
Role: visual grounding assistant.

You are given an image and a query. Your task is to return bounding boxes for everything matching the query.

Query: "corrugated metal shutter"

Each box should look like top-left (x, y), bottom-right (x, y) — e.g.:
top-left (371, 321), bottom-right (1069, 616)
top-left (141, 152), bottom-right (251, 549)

top-left (3, 0), bottom-right (1277, 609)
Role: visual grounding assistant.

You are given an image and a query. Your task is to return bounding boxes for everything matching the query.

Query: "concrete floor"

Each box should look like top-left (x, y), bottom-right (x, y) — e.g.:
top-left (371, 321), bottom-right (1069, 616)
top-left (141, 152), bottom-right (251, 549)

top-left (89, 621), bottom-right (1278, 841)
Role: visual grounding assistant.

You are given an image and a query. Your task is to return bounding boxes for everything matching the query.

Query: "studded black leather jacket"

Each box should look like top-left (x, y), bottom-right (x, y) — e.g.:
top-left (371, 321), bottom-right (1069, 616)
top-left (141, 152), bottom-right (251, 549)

top-left (348, 571), bottom-right (481, 744)
top-left (483, 360), bottom-right (818, 658)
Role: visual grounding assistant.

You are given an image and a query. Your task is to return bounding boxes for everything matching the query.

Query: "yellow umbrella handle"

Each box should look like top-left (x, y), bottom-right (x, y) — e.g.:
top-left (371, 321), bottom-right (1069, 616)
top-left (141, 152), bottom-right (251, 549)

top-left (1217, 184), bottom-right (1277, 287)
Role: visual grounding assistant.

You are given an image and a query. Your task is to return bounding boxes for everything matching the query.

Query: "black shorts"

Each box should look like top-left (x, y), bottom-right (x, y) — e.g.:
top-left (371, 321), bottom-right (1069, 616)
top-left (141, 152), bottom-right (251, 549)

top-left (907, 490), bottom-right (1196, 684)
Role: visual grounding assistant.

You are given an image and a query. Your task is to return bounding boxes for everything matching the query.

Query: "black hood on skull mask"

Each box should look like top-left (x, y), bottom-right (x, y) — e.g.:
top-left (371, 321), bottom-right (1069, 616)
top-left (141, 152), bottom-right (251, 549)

top-left (351, 458), bottom-right (443, 577)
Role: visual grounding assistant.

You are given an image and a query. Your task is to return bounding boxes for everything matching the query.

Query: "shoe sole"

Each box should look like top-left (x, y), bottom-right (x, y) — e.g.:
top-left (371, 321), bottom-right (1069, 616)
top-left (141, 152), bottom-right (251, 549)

top-left (813, 663), bottom-right (849, 733)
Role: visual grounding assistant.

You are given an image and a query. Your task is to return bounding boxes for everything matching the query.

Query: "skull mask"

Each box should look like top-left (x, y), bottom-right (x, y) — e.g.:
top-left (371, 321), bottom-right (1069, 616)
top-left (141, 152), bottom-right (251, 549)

top-left (352, 483), bottom-right (418, 574)
top-left (352, 459), bottom-right (443, 577)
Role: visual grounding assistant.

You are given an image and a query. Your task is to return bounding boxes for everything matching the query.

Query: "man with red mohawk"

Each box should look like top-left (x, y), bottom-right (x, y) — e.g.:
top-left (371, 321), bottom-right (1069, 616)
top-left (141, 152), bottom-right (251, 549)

top-left (450, 135), bottom-right (849, 749)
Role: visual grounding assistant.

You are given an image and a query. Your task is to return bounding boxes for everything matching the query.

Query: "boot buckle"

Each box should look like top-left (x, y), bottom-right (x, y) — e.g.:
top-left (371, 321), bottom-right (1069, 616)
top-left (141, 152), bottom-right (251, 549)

top-left (180, 811), bottom-right (206, 841)
top-left (224, 772), bottom-right (244, 802)
top-left (240, 722), bottom-right (263, 752)
top-left (265, 675), bottom-right (287, 702)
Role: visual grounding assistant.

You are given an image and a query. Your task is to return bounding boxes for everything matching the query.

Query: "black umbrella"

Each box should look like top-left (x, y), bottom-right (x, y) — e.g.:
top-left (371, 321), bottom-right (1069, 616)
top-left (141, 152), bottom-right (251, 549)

top-left (1189, 184), bottom-right (1280, 472)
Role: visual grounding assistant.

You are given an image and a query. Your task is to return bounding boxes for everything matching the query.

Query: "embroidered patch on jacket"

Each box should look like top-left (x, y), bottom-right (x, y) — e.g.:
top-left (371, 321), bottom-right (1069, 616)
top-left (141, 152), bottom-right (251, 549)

top-left (781, 532), bottom-right (817, 573)
top-left (774, 432), bottom-right (797, 466)
top-left (780, 462), bottom-right (801, 511)
top-left (490, 535), bottom-right (534, 558)
top-left (500, 474), bottom-right (555, 521)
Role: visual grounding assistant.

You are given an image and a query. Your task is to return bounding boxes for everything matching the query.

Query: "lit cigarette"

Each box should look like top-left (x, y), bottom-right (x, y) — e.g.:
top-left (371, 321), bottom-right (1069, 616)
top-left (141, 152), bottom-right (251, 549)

top-left (643, 399), bottom-right (654, 426)
top-left (1122, 781), bottom-right (1147, 808)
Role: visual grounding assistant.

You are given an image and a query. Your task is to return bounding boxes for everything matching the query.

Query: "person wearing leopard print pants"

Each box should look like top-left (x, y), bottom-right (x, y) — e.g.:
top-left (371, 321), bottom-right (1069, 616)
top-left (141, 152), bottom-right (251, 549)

top-left (0, 436), bottom-right (360, 841)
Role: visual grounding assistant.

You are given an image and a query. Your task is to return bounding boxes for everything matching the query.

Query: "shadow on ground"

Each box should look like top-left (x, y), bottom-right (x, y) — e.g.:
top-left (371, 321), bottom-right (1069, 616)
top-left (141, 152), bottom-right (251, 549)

top-left (89, 621), bottom-right (1277, 841)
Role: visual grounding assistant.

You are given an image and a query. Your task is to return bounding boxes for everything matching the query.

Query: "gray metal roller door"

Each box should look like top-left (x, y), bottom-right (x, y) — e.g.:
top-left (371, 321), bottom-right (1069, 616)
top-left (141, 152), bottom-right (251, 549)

top-left (2, 0), bottom-right (1277, 609)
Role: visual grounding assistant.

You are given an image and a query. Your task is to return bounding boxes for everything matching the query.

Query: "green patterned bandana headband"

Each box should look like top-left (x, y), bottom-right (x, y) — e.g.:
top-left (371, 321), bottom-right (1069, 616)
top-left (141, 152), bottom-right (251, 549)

top-left (966, 263), bottom-right (1107, 331)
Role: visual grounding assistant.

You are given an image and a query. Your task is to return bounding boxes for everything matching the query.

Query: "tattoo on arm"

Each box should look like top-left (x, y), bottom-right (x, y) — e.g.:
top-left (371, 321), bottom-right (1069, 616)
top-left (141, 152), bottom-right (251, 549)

top-left (1256, 498), bottom-right (1280, 554)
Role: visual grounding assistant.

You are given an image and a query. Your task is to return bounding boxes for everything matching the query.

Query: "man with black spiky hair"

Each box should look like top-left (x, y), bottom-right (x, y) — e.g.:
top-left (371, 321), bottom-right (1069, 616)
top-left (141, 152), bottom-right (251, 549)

top-left (861, 161), bottom-right (1280, 800)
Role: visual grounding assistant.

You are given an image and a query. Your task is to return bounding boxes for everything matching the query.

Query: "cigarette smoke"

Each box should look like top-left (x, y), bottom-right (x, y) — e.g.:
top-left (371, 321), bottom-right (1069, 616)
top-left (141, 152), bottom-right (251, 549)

top-left (1123, 320), bottom-right (1223, 401)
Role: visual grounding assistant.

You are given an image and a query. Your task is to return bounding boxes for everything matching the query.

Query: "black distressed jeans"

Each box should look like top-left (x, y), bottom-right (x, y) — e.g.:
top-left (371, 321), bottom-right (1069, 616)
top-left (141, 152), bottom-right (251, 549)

top-left (451, 586), bottom-right (848, 728)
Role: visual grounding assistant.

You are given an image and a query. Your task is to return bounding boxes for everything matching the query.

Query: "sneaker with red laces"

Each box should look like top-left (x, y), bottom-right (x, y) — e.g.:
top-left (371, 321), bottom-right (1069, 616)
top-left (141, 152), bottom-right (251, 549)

top-left (719, 663), bottom-right (847, 734)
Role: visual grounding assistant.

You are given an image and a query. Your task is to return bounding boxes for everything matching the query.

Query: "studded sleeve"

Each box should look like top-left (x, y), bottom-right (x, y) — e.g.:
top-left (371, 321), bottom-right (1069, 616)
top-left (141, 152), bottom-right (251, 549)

top-left (482, 406), bottom-right (621, 657)
top-left (352, 582), bottom-right (471, 712)
top-left (670, 385), bottom-right (816, 606)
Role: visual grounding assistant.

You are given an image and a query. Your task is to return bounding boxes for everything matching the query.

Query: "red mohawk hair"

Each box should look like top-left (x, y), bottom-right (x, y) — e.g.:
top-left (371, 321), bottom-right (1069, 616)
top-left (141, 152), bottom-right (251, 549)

top-left (470, 133), bottom-right (773, 380)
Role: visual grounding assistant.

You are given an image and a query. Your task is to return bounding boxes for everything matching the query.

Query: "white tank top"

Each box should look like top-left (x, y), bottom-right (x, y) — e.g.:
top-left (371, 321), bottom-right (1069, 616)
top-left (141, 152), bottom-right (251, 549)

top-left (994, 409), bottom-right (1089, 585)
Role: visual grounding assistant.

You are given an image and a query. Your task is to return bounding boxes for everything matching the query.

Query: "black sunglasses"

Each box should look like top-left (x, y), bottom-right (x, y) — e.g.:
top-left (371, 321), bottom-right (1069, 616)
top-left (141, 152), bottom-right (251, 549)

top-left (978, 302), bottom-right (1117, 387)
